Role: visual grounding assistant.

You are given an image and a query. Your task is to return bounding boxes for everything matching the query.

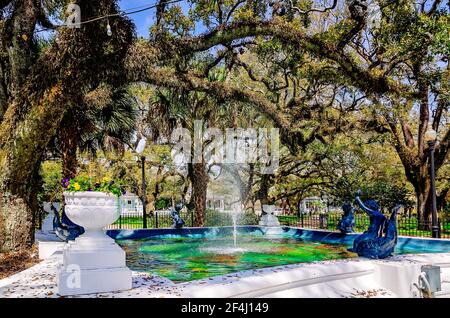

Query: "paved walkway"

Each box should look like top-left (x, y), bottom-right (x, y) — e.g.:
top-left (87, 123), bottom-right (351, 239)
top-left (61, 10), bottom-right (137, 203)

top-left (0, 252), bottom-right (184, 298)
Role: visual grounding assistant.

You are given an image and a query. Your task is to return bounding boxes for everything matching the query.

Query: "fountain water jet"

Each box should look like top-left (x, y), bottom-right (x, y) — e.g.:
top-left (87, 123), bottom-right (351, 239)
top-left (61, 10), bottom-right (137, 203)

top-left (231, 201), bottom-right (242, 248)
top-left (201, 201), bottom-right (247, 254)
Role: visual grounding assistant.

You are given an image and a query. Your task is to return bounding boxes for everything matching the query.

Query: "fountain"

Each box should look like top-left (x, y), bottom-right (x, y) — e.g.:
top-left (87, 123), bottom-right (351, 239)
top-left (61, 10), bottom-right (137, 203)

top-left (201, 201), bottom-right (247, 254)
top-left (259, 204), bottom-right (280, 227)
top-left (230, 200), bottom-right (244, 248)
top-left (337, 203), bottom-right (355, 234)
top-left (351, 191), bottom-right (401, 259)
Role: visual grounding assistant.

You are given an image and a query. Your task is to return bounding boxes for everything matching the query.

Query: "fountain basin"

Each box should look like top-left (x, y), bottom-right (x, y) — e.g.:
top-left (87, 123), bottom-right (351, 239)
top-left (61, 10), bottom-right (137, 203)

top-left (109, 226), bottom-right (450, 284)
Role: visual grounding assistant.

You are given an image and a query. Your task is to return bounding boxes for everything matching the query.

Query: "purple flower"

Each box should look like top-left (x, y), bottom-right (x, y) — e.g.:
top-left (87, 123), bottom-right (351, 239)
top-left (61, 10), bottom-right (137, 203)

top-left (94, 183), bottom-right (100, 188)
top-left (88, 188), bottom-right (92, 192)
top-left (109, 181), bottom-right (115, 185)
top-left (121, 187), bottom-right (126, 195)
top-left (61, 178), bottom-right (70, 189)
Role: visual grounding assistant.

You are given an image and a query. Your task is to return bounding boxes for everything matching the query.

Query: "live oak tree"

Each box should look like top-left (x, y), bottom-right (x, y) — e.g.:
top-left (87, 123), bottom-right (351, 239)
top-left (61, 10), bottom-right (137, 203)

top-left (0, 0), bottom-right (448, 251)
top-left (128, 0), bottom-right (449, 226)
top-left (0, 0), bottom-right (134, 251)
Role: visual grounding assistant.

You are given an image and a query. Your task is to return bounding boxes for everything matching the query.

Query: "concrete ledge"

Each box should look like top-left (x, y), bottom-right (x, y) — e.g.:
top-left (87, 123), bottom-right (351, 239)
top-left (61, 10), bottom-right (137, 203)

top-left (57, 266), bottom-right (132, 296)
top-left (182, 260), bottom-right (376, 298)
top-left (373, 262), bottom-right (421, 297)
top-left (63, 247), bottom-right (126, 270)
top-left (38, 241), bottom-right (65, 260)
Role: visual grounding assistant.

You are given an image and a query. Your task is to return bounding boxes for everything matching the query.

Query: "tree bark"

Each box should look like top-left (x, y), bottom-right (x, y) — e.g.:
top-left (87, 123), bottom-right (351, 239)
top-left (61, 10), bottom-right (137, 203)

top-left (0, 85), bottom-right (67, 251)
top-left (416, 185), bottom-right (431, 229)
top-left (255, 174), bottom-right (271, 205)
top-left (413, 161), bottom-right (433, 229)
top-left (60, 112), bottom-right (80, 179)
top-left (0, 193), bottom-right (33, 252)
top-left (188, 162), bottom-right (208, 227)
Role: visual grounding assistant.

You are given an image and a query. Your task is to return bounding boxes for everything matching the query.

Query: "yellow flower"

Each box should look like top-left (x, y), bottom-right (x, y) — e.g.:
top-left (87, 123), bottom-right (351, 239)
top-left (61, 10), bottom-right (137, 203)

top-left (74, 183), bottom-right (81, 191)
top-left (102, 176), bottom-right (111, 183)
top-left (21, 34), bottom-right (28, 41)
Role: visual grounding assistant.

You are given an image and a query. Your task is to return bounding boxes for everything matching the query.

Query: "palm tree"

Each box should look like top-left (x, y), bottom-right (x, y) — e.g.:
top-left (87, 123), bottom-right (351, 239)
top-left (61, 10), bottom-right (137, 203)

top-left (149, 76), bottom-right (250, 226)
top-left (59, 87), bottom-right (138, 179)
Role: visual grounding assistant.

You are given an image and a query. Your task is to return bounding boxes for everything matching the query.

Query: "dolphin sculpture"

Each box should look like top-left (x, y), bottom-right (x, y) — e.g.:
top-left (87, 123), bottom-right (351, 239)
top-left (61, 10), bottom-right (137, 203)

top-left (52, 205), bottom-right (84, 241)
top-left (171, 203), bottom-right (185, 229)
top-left (351, 191), bottom-right (387, 251)
top-left (337, 203), bottom-right (356, 234)
top-left (351, 190), bottom-right (401, 259)
top-left (353, 205), bottom-right (401, 259)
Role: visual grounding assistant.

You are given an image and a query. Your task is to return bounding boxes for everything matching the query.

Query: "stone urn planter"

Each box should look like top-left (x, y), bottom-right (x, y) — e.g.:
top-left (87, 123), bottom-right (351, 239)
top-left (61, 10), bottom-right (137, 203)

top-left (64, 192), bottom-right (119, 246)
top-left (57, 191), bottom-right (132, 296)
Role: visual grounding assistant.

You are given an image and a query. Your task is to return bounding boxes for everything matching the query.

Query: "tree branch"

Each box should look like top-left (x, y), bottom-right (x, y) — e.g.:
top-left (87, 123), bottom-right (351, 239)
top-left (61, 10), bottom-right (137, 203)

top-left (288, 0), bottom-right (337, 15)
top-left (166, 19), bottom-right (404, 97)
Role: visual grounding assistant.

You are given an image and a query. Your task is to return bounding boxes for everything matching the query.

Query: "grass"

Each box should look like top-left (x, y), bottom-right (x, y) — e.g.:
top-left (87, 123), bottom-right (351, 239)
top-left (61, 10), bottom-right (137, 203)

top-left (109, 210), bottom-right (259, 229)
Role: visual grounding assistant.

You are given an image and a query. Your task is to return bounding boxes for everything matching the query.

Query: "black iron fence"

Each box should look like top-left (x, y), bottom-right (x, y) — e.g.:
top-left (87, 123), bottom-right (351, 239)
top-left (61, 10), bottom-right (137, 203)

top-left (106, 209), bottom-right (260, 230)
top-left (277, 213), bottom-right (450, 239)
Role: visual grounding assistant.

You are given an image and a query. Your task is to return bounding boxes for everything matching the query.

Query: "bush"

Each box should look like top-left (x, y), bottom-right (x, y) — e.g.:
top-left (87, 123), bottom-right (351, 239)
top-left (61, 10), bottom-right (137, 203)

top-left (240, 210), bottom-right (260, 225)
top-left (205, 209), bottom-right (233, 226)
top-left (155, 197), bottom-right (171, 210)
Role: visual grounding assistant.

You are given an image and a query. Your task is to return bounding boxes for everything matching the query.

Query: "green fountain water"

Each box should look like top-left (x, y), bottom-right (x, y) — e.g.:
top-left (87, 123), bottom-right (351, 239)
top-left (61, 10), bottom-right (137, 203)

top-left (117, 233), bottom-right (356, 282)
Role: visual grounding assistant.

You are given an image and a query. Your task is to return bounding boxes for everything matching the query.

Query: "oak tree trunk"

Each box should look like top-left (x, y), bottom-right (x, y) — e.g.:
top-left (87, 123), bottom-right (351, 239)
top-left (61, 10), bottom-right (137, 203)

top-left (414, 166), bottom-right (432, 230)
top-left (0, 87), bottom-right (68, 251)
top-left (255, 174), bottom-right (271, 205)
top-left (188, 162), bottom-right (208, 227)
top-left (60, 112), bottom-right (80, 179)
top-left (0, 0), bottom-right (134, 252)
top-left (0, 193), bottom-right (34, 252)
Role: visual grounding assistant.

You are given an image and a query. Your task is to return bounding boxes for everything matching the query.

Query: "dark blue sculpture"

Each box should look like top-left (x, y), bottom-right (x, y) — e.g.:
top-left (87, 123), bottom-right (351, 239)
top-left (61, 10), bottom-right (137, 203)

top-left (52, 205), bottom-right (84, 241)
top-left (351, 191), bottom-right (400, 259)
top-left (171, 203), bottom-right (185, 229)
top-left (355, 205), bottom-right (401, 259)
top-left (337, 203), bottom-right (355, 233)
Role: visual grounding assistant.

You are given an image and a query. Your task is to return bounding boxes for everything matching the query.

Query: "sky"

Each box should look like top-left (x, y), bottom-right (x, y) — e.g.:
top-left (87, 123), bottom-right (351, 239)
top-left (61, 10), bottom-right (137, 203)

top-left (118, 0), bottom-right (193, 37)
top-left (36, 1), bottom-right (194, 40)
top-left (118, 0), bottom-right (158, 37)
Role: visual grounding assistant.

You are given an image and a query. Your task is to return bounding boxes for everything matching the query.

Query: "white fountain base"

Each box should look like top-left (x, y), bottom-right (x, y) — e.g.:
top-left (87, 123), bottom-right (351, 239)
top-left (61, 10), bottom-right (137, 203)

top-left (57, 230), bottom-right (132, 296)
top-left (259, 214), bottom-right (280, 227)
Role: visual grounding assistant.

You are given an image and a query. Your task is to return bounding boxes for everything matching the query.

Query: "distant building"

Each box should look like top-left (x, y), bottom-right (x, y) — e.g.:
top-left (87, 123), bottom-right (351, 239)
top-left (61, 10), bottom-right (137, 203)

top-left (206, 193), bottom-right (243, 212)
top-left (120, 193), bottom-right (143, 216)
top-left (298, 196), bottom-right (327, 214)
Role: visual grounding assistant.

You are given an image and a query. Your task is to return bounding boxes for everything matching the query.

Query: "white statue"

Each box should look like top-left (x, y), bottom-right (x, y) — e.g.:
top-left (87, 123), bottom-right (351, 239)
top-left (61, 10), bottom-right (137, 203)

top-left (259, 204), bottom-right (280, 227)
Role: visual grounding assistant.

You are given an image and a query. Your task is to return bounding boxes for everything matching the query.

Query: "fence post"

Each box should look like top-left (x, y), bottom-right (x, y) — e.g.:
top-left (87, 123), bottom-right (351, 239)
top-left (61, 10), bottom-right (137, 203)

top-left (155, 211), bottom-right (158, 228)
top-left (119, 215), bottom-right (122, 229)
top-left (301, 212), bottom-right (304, 227)
top-left (191, 210), bottom-right (194, 227)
